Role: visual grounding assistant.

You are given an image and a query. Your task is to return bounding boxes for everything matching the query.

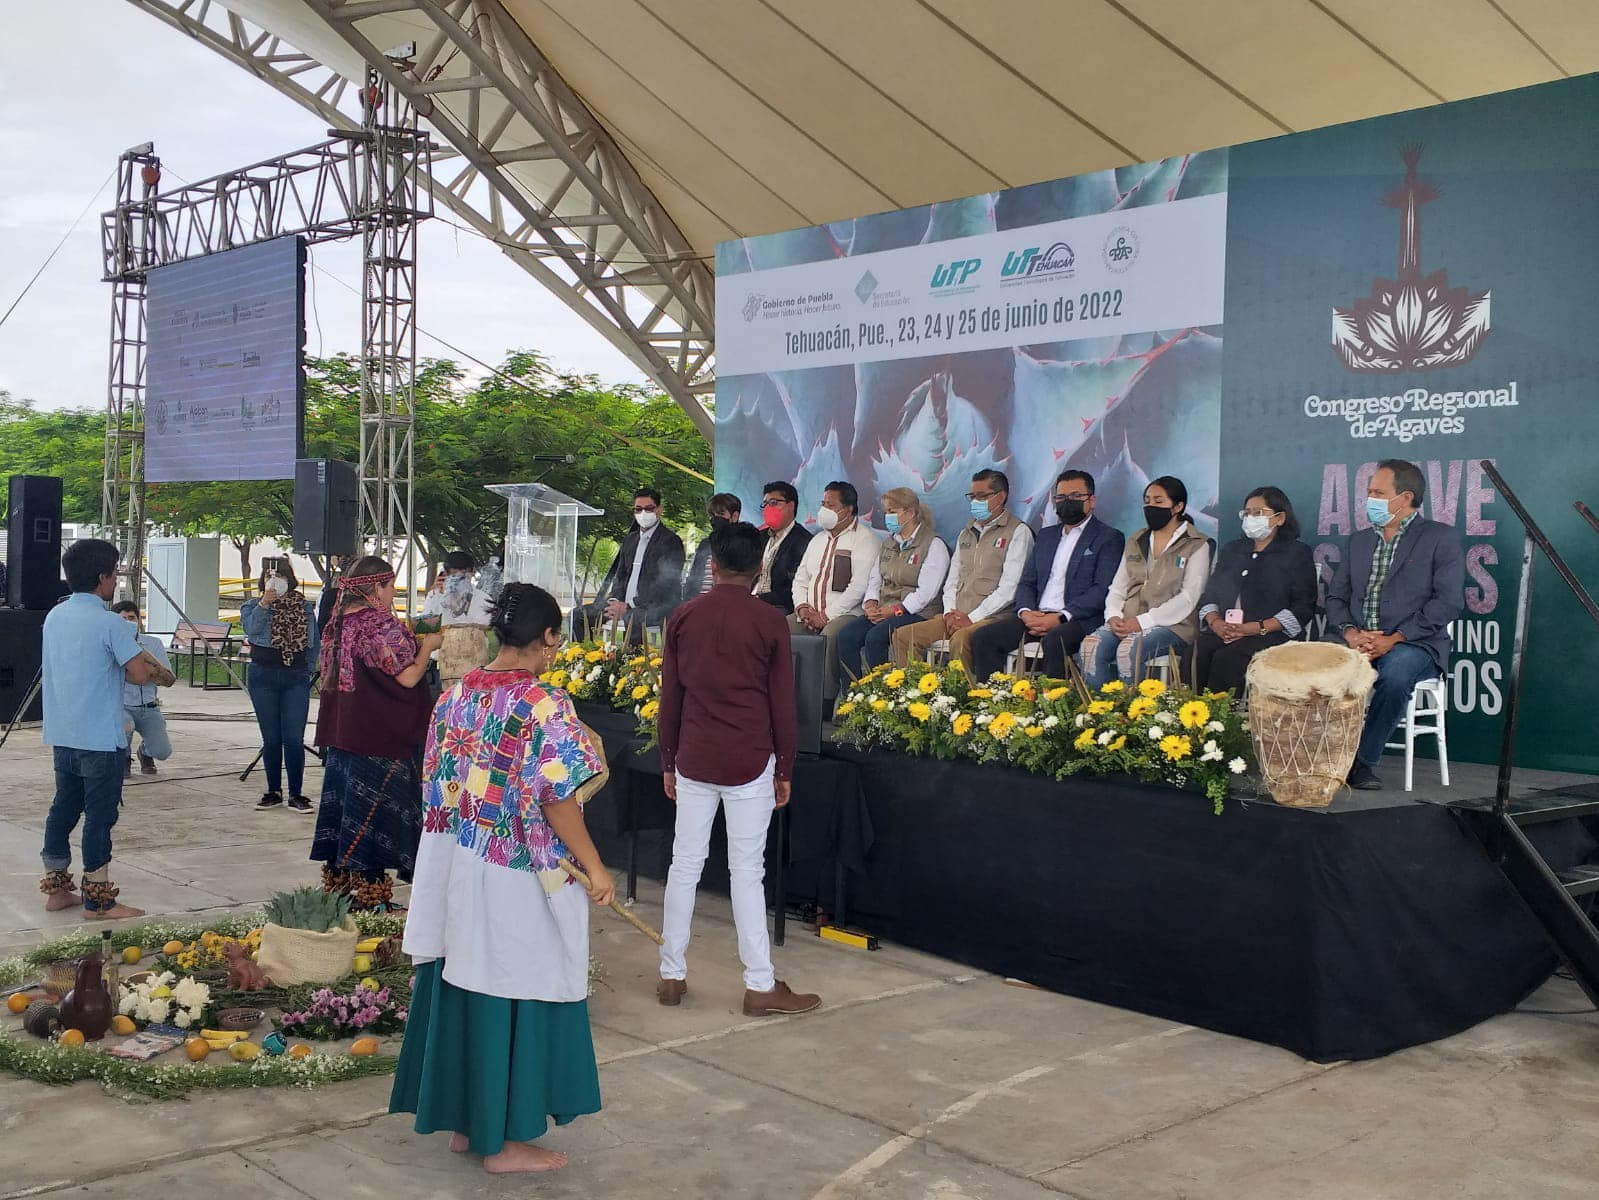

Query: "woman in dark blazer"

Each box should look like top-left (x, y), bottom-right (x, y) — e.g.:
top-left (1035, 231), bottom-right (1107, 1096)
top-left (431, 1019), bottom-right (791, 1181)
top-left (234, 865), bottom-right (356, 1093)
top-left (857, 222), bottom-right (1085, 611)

top-left (1192, 486), bottom-right (1318, 695)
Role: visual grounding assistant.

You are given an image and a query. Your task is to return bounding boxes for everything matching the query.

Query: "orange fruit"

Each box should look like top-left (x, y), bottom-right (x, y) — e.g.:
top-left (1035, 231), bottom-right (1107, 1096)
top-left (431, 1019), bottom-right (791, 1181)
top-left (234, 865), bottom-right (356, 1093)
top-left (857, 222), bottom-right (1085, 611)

top-left (59, 1028), bottom-right (85, 1048)
top-left (162, 940), bottom-right (185, 955)
top-left (288, 1043), bottom-right (311, 1059)
top-left (349, 1037), bottom-right (379, 1056)
top-left (111, 1014), bottom-right (136, 1035)
top-left (6, 993), bottom-right (29, 1014)
top-left (184, 1037), bottom-right (211, 1061)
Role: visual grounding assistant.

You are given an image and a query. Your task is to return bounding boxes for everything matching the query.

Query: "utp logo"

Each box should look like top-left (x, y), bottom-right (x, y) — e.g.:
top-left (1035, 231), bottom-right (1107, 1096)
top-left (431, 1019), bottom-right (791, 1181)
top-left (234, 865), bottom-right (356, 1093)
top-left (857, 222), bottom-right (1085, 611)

top-left (930, 258), bottom-right (981, 289)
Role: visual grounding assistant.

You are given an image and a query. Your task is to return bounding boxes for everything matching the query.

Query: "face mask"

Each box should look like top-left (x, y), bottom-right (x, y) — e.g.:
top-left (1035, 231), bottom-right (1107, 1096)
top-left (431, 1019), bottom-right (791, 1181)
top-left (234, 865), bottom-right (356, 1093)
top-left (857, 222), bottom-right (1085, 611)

top-left (969, 498), bottom-right (992, 522)
top-left (266, 576), bottom-right (289, 596)
top-left (1365, 497), bottom-right (1392, 528)
top-left (762, 505), bottom-right (785, 531)
top-left (817, 507), bottom-right (839, 532)
top-left (1143, 505), bottom-right (1174, 532)
top-left (1241, 514), bottom-right (1274, 541)
top-left (884, 512), bottom-right (901, 535)
top-left (635, 510), bottom-right (659, 531)
top-left (710, 515), bottom-right (732, 533)
top-left (1055, 497), bottom-right (1087, 526)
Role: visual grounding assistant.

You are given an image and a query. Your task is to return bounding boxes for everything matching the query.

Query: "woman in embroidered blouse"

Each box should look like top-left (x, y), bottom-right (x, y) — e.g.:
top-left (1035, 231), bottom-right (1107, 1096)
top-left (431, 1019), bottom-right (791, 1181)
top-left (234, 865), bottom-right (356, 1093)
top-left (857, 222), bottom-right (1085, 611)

top-left (391, 583), bottom-right (615, 1176)
top-left (240, 561), bottom-right (320, 814)
top-left (312, 556), bottom-right (443, 911)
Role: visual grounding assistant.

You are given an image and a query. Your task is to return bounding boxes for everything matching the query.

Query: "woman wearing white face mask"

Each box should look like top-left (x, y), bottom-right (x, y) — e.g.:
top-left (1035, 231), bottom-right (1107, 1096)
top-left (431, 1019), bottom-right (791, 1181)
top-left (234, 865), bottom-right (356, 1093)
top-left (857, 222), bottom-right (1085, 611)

top-left (241, 560), bottom-right (321, 813)
top-left (1192, 487), bottom-right (1318, 695)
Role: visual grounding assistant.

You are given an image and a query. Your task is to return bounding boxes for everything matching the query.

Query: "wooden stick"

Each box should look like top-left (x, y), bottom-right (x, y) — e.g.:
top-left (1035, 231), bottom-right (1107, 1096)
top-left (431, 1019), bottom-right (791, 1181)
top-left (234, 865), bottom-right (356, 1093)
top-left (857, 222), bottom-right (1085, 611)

top-left (559, 858), bottom-right (664, 944)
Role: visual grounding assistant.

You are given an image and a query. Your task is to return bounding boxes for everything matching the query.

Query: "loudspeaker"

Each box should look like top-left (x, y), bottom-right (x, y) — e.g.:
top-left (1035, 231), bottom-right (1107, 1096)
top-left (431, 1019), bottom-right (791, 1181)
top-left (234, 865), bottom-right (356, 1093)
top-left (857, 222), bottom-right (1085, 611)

top-left (6, 474), bottom-right (63, 610)
top-left (292, 459), bottom-right (359, 557)
top-left (0, 609), bottom-right (45, 724)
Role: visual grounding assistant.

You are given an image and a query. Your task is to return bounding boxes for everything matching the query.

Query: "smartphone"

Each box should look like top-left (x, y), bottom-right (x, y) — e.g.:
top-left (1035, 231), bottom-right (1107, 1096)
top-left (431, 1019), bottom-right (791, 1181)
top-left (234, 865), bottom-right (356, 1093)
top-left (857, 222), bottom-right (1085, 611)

top-left (1225, 608), bottom-right (1244, 624)
top-left (262, 556), bottom-right (285, 578)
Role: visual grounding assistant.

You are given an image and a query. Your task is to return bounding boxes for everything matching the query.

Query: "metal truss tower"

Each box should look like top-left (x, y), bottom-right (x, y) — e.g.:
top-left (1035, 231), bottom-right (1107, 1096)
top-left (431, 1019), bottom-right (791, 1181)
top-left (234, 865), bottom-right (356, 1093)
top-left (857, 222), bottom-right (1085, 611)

top-left (99, 81), bottom-right (431, 608)
top-left (123, 0), bottom-right (716, 441)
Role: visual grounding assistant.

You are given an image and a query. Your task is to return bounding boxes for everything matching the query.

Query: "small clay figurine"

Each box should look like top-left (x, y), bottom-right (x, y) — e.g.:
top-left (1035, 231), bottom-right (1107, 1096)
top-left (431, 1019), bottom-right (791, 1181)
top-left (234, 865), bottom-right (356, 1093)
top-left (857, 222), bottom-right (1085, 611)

top-left (223, 940), bottom-right (273, 991)
top-left (59, 955), bottom-right (113, 1040)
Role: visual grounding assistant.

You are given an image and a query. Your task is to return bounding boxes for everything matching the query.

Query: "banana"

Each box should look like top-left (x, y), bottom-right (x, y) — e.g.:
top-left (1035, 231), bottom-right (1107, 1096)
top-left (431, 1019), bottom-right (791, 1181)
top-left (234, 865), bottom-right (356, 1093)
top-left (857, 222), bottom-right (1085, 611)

top-left (200, 1029), bottom-right (247, 1045)
top-left (354, 937), bottom-right (384, 953)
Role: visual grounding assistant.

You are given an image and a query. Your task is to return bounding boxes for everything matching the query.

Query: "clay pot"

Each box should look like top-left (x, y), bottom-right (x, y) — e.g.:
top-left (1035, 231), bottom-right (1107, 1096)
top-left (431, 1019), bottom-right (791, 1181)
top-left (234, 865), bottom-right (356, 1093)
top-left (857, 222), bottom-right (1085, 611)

top-left (58, 956), bottom-right (113, 1040)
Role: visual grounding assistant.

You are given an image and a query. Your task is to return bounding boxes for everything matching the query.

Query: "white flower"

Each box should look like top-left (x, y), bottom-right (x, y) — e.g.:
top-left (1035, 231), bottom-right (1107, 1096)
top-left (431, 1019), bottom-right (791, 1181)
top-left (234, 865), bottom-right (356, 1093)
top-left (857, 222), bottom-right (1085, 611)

top-left (172, 977), bottom-right (209, 1010)
top-left (1097, 730), bottom-right (1115, 746)
top-left (1201, 739), bottom-right (1224, 763)
top-left (1153, 711), bottom-right (1176, 725)
top-left (1229, 757), bottom-right (1248, 774)
top-left (1206, 720), bottom-right (1226, 733)
top-left (173, 1011), bottom-right (193, 1028)
top-left (976, 713), bottom-right (993, 725)
top-left (1042, 715), bottom-right (1060, 729)
top-left (1147, 726), bottom-right (1163, 741)
top-left (933, 694), bottom-right (956, 710)
top-left (1075, 714), bottom-right (1090, 728)
top-left (119, 991), bottom-right (139, 1016)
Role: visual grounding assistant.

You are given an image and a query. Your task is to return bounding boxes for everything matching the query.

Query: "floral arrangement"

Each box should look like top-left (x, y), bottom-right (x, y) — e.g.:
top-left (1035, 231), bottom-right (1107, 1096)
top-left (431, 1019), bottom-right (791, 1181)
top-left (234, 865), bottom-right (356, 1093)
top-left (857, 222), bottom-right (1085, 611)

top-left (834, 662), bottom-right (1252, 811)
top-left (277, 985), bottom-right (408, 1040)
top-left (607, 651), bottom-right (663, 741)
top-left (170, 927), bottom-right (261, 973)
top-left (119, 971), bottom-right (213, 1029)
top-left (540, 640), bottom-right (624, 703)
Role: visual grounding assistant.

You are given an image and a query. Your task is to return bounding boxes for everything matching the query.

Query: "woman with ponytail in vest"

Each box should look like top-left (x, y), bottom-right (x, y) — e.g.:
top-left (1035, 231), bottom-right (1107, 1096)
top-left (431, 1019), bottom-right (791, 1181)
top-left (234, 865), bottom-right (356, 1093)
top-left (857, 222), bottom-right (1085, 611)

top-left (1079, 476), bottom-right (1211, 688)
top-left (835, 487), bottom-right (951, 686)
top-left (312, 556), bottom-right (443, 911)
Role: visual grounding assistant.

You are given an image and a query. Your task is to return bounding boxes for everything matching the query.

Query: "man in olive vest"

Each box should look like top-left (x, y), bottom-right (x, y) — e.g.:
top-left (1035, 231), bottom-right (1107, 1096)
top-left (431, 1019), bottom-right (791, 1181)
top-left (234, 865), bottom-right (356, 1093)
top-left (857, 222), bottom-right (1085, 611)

top-left (891, 469), bottom-right (1034, 669)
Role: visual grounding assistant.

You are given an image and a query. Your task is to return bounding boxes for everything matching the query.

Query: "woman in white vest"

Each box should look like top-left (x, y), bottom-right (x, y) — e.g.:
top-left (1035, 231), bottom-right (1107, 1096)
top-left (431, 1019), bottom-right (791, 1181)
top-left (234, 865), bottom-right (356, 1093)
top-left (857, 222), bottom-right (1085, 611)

top-left (1079, 475), bottom-right (1211, 688)
top-left (835, 487), bottom-right (951, 687)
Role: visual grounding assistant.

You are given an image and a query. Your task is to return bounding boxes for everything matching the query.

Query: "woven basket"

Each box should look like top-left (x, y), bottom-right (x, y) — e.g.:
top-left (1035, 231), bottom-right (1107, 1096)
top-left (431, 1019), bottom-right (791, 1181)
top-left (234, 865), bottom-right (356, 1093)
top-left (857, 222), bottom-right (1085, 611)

top-left (217, 1007), bottom-right (265, 1031)
top-left (255, 917), bottom-right (359, 986)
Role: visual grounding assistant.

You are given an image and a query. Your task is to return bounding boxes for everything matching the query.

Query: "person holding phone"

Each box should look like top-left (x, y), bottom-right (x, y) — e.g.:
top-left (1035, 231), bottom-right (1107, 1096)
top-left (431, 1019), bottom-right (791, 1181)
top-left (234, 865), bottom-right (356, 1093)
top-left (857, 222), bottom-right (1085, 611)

top-left (241, 560), bottom-right (321, 813)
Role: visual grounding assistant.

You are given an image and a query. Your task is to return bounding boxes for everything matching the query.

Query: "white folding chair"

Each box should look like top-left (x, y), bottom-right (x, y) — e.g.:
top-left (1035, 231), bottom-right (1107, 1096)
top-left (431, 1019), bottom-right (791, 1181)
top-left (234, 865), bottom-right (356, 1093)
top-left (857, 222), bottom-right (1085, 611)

top-left (925, 639), bottom-right (952, 668)
top-left (1385, 677), bottom-right (1450, 791)
top-left (1003, 641), bottom-right (1044, 674)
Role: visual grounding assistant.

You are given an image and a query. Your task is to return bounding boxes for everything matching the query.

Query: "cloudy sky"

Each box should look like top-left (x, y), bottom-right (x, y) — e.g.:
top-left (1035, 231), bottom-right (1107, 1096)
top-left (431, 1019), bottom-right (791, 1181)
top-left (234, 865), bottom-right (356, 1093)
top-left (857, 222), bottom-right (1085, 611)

top-left (0, 0), bottom-right (645, 411)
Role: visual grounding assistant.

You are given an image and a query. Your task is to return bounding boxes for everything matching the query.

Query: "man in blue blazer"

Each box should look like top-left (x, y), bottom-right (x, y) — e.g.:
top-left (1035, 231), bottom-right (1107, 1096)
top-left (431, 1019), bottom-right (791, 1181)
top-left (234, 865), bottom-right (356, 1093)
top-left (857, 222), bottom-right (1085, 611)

top-left (1324, 458), bottom-right (1464, 789)
top-left (968, 470), bottom-right (1125, 680)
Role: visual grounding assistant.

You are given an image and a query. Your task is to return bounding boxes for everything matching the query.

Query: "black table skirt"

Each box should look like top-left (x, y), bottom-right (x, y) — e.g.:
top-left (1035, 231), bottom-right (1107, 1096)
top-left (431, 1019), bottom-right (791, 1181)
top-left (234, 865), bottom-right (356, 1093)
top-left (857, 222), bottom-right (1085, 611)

top-left (821, 744), bottom-right (1597, 1063)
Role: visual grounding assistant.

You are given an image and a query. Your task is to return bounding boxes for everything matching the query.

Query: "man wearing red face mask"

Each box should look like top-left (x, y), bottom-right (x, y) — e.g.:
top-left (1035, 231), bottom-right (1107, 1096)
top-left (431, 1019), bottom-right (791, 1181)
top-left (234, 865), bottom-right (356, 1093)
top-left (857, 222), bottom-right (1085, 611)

top-left (753, 481), bottom-right (811, 614)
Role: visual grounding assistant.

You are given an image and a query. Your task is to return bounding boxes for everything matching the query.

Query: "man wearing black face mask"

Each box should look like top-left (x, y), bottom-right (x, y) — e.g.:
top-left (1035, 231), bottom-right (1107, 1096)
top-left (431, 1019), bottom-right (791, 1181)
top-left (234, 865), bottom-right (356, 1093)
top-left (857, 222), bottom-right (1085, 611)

top-left (685, 493), bottom-right (742, 597)
top-left (967, 470), bottom-right (1125, 681)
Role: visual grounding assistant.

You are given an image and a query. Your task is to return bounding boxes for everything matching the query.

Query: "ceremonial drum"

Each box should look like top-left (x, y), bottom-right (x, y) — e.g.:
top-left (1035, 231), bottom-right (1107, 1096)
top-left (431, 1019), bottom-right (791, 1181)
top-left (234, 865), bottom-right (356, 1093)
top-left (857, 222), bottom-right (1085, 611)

top-left (1244, 642), bottom-right (1375, 808)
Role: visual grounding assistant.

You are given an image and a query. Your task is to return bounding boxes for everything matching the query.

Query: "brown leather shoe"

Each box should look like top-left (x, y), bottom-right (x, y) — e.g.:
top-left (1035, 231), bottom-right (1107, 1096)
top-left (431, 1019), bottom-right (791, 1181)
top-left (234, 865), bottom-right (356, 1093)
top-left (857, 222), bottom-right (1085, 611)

top-left (657, 978), bottom-right (687, 1006)
top-left (743, 980), bottom-right (821, 1017)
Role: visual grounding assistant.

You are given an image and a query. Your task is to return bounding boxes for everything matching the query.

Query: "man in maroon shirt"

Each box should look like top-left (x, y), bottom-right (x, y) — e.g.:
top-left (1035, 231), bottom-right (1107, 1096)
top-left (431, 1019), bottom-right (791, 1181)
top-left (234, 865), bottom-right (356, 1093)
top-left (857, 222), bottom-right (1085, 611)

top-left (656, 522), bottom-right (821, 1016)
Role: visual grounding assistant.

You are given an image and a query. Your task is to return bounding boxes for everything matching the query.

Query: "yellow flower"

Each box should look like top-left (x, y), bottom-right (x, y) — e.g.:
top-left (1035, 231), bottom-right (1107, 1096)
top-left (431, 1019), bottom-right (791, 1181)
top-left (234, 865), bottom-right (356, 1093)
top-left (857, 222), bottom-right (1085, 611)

top-left (908, 702), bottom-right (932, 722)
top-left (650, 657), bottom-right (663, 668)
top-left (948, 659), bottom-right (967, 674)
top-left (1137, 677), bottom-right (1167, 699)
top-left (631, 684), bottom-right (649, 700)
top-left (585, 649), bottom-right (605, 663)
top-left (1160, 733), bottom-right (1192, 762)
top-left (991, 672), bottom-right (1015, 683)
top-left (1088, 699), bottom-right (1115, 715)
top-left (1100, 680), bottom-right (1126, 693)
top-left (835, 701), bottom-right (857, 717)
top-left (549, 669), bottom-right (570, 688)
top-left (1011, 679), bottom-right (1036, 701)
top-left (918, 672), bottom-right (940, 694)
top-left (1179, 699), bottom-right (1211, 729)
top-left (989, 711), bottom-right (1018, 739)
top-left (563, 645), bottom-right (583, 663)
top-left (628, 656), bottom-right (646, 667)
top-left (883, 670), bottom-right (906, 689)
top-left (540, 759), bottom-right (570, 783)
top-left (1109, 735), bottom-right (1127, 751)
top-left (640, 700), bottom-right (660, 720)
top-left (870, 699), bottom-right (889, 712)
top-left (1074, 727), bottom-right (1097, 751)
top-left (952, 713), bottom-right (974, 736)
top-left (967, 688), bottom-right (994, 699)
top-left (1024, 725), bottom-right (1044, 738)
top-left (1127, 696), bottom-right (1157, 720)
top-left (613, 678), bottom-right (627, 694)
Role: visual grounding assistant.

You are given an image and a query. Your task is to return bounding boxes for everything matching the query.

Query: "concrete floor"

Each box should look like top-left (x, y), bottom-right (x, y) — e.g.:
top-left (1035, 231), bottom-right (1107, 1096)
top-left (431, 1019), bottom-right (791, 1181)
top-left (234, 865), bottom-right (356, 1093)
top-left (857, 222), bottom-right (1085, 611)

top-left (1, 686), bottom-right (1597, 1199)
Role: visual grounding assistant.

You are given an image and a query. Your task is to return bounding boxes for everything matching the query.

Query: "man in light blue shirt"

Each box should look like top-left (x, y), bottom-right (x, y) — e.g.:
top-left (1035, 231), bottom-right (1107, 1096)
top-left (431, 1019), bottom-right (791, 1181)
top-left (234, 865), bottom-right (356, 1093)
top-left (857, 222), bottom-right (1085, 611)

top-left (111, 600), bottom-right (174, 776)
top-left (40, 539), bottom-right (172, 919)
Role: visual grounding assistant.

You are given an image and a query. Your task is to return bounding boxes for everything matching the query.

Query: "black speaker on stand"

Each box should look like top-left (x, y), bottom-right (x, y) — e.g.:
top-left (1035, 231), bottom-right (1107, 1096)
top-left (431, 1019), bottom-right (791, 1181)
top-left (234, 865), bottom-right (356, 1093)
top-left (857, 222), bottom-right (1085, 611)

top-left (6, 474), bottom-right (64, 611)
top-left (291, 458), bottom-right (359, 557)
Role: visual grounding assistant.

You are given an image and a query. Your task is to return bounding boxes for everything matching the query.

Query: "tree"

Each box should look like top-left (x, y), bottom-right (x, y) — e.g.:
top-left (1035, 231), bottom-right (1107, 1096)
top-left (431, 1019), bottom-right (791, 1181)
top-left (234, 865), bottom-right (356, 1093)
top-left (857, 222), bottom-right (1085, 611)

top-left (0, 391), bottom-right (106, 523)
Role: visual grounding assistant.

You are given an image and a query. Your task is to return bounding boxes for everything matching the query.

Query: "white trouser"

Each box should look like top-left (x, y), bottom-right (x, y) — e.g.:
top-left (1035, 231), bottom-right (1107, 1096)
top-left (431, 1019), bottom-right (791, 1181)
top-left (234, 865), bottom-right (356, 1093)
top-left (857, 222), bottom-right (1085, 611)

top-left (659, 757), bottom-right (776, 992)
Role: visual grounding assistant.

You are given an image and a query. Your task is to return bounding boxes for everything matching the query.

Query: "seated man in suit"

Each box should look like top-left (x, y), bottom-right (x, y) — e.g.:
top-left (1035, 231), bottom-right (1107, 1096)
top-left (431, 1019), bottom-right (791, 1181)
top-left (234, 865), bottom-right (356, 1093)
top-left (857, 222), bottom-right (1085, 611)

top-left (754, 481), bottom-right (812, 614)
top-left (574, 487), bottom-right (685, 643)
top-left (684, 492), bottom-right (741, 599)
top-left (967, 470), bottom-right (1123, 681)
top-left (1325, 458), bottom-right (1464, 790)
top-left (891, 469), bottom-right (1034, 670)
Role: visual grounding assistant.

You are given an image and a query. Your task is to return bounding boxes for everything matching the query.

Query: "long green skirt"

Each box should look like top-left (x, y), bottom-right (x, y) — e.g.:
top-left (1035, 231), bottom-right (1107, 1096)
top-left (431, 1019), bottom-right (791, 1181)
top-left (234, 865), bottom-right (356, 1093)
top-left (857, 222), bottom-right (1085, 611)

top-left (389, 960), bottom-right (602, 1155)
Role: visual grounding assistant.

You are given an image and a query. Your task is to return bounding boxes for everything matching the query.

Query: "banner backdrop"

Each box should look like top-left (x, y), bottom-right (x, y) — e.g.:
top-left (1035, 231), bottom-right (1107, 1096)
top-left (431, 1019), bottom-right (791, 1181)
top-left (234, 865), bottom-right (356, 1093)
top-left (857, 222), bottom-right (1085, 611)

top-left (715, 74), bottom-right (1599, 771)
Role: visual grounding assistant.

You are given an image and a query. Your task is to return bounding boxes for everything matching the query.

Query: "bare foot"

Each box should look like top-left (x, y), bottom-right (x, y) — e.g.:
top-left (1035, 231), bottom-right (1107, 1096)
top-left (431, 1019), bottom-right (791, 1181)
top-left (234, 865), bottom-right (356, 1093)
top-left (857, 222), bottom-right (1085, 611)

top-left (45, 891), bottom-right (81, 912)
top-left (483, 1143), bottom-right (569, 1175)
top-left (449, 1133), bottom-right (469, 1153)
top-left (83, 903), bottom-right (145, 921)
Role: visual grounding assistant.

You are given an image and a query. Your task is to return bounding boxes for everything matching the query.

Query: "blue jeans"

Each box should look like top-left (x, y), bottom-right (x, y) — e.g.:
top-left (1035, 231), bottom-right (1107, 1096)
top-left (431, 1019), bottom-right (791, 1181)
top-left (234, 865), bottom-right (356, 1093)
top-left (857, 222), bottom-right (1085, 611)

top-left (247, 664), bottom-right (313, 797)
top-left (1357, 642), bottom-right (1439, 768)
top-left (43, 747), bottom-right (125, 875)
top-left (1079, 625), bottom-right (1189, 689)
top-left (123, 704), bottom-right (173, 761)
top-left (836, 610), bottom-right (924, 683)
